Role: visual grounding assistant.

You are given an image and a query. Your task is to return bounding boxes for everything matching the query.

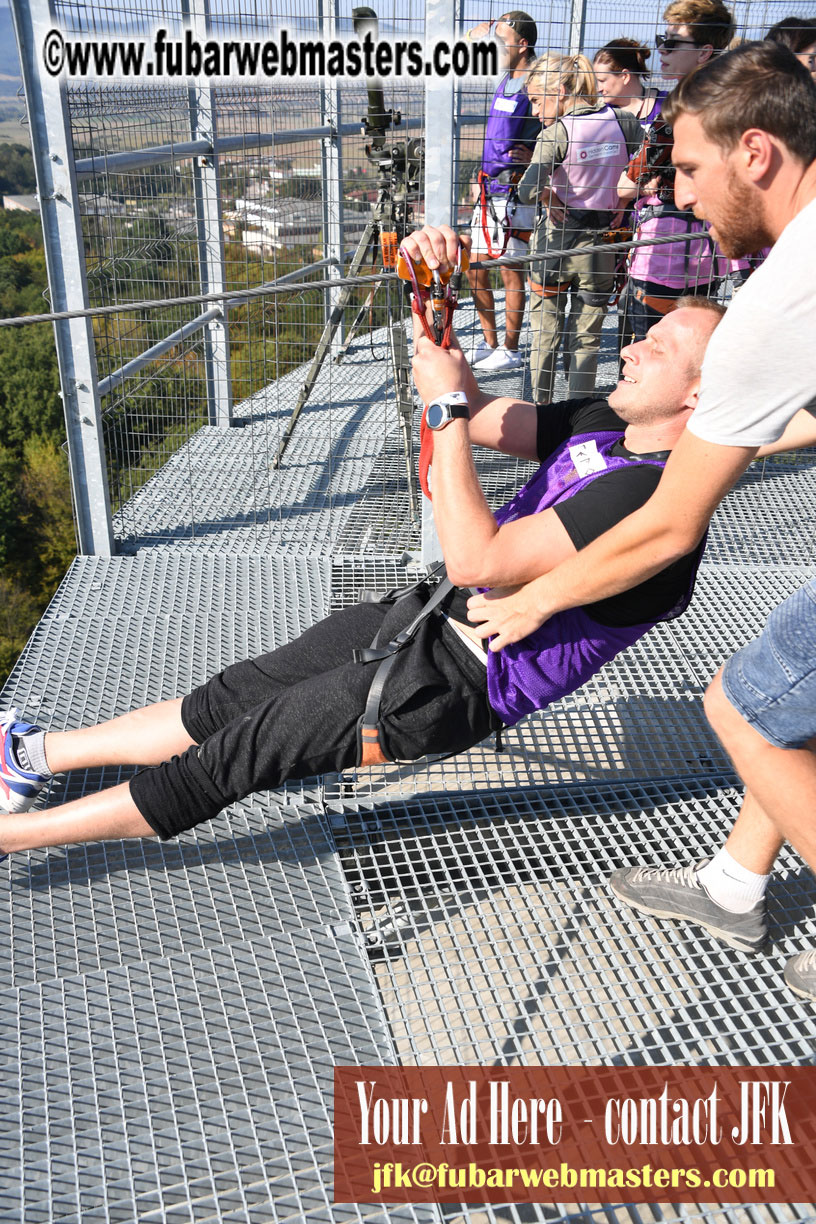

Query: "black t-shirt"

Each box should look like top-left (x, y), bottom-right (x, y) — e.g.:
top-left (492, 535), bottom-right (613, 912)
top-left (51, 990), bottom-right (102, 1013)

top-left (446, 397), bottom-right (699, 628)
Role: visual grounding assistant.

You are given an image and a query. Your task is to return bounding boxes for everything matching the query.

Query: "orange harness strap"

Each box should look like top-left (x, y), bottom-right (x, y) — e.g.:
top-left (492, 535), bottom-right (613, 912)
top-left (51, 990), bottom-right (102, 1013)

top-left (633, 286), bottom-right (678, 316)
top-left (358, 725), bottom-right (389, 767)
top-left (529, 278), bottom-right (572, 298)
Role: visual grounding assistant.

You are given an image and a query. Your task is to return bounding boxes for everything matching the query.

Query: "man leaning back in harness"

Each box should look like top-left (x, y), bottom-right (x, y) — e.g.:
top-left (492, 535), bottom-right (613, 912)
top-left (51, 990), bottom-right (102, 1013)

top-left (466, 42), bottom-right (816, 1003)
top-left (0, 225), bottom-right (723, 859)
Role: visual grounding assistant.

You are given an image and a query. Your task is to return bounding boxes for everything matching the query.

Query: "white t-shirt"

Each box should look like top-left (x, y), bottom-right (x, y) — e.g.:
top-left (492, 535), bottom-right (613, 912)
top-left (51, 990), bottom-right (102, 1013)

top-left (688, 196), bottom-right (816, 447)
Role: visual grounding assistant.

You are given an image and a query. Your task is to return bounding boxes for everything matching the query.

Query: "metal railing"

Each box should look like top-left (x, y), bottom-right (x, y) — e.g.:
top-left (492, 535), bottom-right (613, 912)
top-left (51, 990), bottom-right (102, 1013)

top-left (9, 0), bottom-right (784, 558)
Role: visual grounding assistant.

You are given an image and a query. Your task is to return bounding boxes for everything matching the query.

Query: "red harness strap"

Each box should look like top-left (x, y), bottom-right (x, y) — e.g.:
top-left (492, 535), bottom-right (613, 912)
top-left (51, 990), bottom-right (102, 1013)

top-left (398, 243), bottom-right (468, 500)
top-left (478, 170), bottom-right (511, 260)
top-left (418, 408), bottom-right (433, 499)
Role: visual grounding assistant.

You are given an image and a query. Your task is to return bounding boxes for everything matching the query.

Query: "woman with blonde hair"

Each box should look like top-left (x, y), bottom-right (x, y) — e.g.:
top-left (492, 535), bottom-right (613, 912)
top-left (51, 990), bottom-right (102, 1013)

top-left (516, 52), bottom-right (642, 404)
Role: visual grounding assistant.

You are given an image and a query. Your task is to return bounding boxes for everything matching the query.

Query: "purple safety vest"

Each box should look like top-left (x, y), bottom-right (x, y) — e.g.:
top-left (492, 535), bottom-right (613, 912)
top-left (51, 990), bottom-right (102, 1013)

top-left (485, 430), bottom-right (702, 725)
top-left (638, 89), bottom-right (666, 130)
top-left (550, 106), bottom-right (629, 212)
top-left (482, 72), bottom-right (534, 195)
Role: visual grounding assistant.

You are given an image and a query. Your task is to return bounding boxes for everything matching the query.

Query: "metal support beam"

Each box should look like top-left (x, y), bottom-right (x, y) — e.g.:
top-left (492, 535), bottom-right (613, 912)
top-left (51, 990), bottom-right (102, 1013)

top-left (11, 0), bottom-right (114, 557)
top-left (185, 0), bottom-right (233, 428)
top-left (421, 0), bottom-right (459, 567)
top-left (568, 0), bottom-right (588, 56)
top-left (319, 0), bottom-right (345, 354)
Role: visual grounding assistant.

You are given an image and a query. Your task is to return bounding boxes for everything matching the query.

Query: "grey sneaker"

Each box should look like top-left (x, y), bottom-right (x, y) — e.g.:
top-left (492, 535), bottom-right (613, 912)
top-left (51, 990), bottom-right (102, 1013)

top-left (783, 950), bottom-right (816, 1001)
top-left (609, 859), bottom-right (768, 953)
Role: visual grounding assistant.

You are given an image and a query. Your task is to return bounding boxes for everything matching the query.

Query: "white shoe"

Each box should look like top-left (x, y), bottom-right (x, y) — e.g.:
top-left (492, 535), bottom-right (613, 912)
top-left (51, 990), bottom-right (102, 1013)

top-left (0, 708), bottom-right (48, 814)
top-left (474, 345), bottom-right (523, 372)
top-left (467, 339), bottom-right (497, 365)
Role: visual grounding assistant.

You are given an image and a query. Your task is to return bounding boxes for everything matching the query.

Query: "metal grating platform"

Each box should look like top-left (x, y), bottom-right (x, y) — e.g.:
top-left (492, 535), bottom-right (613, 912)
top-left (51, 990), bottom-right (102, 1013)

top-left (1, 927), bottom-right (431, 1224)
top-left (1, 553), bottom-right (439, 1224)
top-left (4, 298), bottom-right (816, 1222)
top-left (334, 777), bottom-right (816, 1066)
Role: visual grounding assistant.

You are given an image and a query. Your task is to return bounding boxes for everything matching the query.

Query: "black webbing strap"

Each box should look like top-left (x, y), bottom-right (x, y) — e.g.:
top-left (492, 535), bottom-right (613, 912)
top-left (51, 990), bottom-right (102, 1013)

top-left (355, 572), bottom-right (454, 767)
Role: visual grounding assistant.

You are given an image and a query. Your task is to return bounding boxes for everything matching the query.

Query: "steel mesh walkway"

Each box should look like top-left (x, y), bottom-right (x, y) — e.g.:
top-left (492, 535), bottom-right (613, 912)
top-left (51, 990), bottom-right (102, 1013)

top-left (2, 304), bottom-right (816, 1222)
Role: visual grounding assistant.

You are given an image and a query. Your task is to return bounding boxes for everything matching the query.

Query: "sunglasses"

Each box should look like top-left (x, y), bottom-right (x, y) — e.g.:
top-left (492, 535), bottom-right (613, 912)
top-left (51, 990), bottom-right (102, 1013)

top-left (655, 34), bottom-right (699, 51)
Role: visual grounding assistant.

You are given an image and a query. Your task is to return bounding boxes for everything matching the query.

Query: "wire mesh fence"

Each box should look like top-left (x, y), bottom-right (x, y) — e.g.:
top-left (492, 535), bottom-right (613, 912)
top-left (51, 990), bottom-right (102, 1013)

top-left (6, 6), bottom-right (816, 1220)
top-left (14, 0), bottom-right (816, 551)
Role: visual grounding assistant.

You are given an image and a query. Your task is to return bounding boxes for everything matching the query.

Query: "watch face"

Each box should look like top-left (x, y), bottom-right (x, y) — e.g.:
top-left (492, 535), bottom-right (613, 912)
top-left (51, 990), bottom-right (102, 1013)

top-left (426, 402), bottom-right (446, 430)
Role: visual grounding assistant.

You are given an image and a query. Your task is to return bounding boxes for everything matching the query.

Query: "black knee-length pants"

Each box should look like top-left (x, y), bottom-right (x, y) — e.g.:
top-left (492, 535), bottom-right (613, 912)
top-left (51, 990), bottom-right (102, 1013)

top-left (129, 592), bottom-right (499, 839)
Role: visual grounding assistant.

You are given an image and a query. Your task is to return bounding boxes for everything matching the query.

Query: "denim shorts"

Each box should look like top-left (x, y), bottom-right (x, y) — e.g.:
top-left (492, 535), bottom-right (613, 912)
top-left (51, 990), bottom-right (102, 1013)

top-left (721, 578), bottom-right (816, 749)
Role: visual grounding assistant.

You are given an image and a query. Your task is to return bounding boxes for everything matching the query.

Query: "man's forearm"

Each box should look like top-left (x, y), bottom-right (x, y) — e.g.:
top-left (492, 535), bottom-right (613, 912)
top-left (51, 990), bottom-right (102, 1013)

top-left (522, 431), bottom-right (756, 609)
top-left (754, 408), bottom-right (816, 458)
top-left (467, 429), bottom-right (757, 643)
top-left (430, 421), bottom-right (500, 586)
top-left (516, 505), bottom-right (694, 621)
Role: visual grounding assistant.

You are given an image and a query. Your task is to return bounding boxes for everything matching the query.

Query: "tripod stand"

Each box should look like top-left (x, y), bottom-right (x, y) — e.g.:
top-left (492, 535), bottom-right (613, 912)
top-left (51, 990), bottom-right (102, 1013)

top-left (270, 148), bottom-right (422, 527)
top-left (271, 2), bottom-right (424, 522)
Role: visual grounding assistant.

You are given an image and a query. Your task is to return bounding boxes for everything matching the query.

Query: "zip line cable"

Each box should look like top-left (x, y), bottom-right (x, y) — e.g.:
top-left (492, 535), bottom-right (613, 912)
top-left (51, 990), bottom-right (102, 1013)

top-left (0, 231), bottom-right (712, 329)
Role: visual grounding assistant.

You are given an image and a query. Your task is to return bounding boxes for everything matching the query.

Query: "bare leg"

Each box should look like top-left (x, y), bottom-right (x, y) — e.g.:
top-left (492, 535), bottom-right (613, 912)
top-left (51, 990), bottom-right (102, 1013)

top-left (44, 697), bottom-right (194, 773)
top-left (0, 781), bottom-right (154, 852)
top-left (499, 264), bottom-right (526, 350)
top-left (722, 790), bottom-right (784, 875)
top-left (705, 669), bottom-right (816, 868)
top-left (467, 266), bottom-right (498, 348)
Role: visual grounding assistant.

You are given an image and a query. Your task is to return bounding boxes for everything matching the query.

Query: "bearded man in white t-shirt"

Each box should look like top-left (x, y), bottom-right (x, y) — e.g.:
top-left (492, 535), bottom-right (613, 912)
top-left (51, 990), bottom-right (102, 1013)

top-left (465, 40), bottom-right (816, 1000)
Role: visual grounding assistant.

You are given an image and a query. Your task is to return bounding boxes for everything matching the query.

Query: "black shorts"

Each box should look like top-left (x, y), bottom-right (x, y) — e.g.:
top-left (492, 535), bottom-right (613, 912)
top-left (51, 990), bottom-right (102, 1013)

top-left (129, 593), bottom-right (499, 839)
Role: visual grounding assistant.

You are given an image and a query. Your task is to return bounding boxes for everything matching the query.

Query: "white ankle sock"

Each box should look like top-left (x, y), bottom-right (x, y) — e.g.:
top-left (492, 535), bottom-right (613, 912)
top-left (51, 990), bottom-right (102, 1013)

top-left (697, 848), bottom-right (770, 914)
top-left (12, 729), bottom-right (50, 778)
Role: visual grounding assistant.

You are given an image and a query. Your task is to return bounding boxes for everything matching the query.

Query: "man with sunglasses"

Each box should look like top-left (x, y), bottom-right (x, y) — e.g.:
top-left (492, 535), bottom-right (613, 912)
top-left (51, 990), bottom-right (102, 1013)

top-left (656, 0), bottom-right (734, 80)
top-left (617, 0), bottom-right (735, 346)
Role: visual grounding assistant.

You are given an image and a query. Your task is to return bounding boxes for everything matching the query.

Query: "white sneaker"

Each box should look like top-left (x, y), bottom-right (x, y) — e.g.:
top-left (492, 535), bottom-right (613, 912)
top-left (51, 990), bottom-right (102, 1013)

top-left (474, 345), bottom-right (523, 372)
top-left (0, 708), bottom-right (48, 814)
top-left (467, 339), bottom-right (497, 365)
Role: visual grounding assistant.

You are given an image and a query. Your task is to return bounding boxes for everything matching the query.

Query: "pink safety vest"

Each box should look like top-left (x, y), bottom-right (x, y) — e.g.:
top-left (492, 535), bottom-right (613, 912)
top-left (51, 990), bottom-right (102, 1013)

top-left (550, 106), bottom-right (628, 212)
top-left (628, 198), bottom-right (717, 288)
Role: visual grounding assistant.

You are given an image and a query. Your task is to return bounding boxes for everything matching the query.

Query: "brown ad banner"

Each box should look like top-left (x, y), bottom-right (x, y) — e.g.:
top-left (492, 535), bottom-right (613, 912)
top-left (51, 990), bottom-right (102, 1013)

top-left (334, 1065), bottom-right (816, 1204)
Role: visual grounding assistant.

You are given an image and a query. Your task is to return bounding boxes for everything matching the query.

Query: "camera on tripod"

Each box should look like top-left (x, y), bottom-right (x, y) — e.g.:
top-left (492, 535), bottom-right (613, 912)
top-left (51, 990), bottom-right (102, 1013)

top-left (273, 5), bottom-right (424, 496)
top-left (352, 7), bottom-right (424, 204)
top-left (369, 138), bottom-right (423, 195)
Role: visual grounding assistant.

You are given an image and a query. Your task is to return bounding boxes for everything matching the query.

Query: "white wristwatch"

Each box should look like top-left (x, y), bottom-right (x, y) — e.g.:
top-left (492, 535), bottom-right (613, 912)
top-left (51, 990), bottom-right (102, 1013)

top-left (426, 391), bottom-right (470, 431)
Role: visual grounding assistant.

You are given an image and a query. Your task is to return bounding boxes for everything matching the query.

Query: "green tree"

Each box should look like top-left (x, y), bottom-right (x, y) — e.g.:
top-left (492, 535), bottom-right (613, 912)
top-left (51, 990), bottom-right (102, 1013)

top-left (0, 227), bottom-right (28, 257)
top-left (0, 444), bottom-right (19, 571)
top-left (0, 143), bottom-right (36, 196)
top-left (18, 436), bottom-right (76, 599)
top-left (0, 576), bottom-right (40, 683)
top-left (0, 324), bottom-right (63, 452)
top-left (0, 209), bottom-right (69, 688)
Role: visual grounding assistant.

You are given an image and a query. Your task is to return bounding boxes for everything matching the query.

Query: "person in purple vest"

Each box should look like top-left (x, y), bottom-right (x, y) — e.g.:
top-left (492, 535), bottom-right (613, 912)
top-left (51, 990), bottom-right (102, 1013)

top-left (0, 227), bottom-right (724, 853)
top-left (464, 44), bottom-right (816, 999)
top-left (465, 11), bottom-right (540, 372)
